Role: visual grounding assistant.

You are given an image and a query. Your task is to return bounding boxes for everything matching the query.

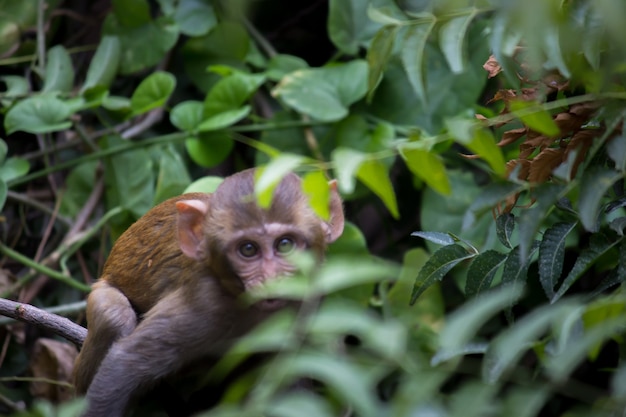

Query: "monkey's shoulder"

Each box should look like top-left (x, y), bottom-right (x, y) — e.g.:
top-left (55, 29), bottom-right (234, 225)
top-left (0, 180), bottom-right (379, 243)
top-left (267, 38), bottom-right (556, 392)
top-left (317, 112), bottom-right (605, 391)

top-left (101, 193), bottom-right (211, 310)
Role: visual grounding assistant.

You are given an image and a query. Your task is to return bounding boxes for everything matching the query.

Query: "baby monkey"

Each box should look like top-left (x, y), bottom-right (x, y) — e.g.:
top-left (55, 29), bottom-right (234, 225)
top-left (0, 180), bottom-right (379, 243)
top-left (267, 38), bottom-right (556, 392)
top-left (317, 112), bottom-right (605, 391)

top-left (73, 169), bottom-right (344, 417)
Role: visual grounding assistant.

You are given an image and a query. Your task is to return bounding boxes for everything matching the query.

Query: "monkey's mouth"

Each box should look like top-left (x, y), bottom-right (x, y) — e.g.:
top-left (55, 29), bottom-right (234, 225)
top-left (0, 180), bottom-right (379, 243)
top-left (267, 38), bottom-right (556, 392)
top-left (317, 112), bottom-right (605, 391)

top-left (255, 298), bottom-right (287, 311)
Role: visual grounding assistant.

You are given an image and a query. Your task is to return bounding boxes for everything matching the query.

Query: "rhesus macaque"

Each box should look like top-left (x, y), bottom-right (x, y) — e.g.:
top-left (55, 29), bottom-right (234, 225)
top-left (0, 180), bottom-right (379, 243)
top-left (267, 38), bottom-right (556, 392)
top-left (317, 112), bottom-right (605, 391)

top-left (73, 168), bottom-right (344, 417)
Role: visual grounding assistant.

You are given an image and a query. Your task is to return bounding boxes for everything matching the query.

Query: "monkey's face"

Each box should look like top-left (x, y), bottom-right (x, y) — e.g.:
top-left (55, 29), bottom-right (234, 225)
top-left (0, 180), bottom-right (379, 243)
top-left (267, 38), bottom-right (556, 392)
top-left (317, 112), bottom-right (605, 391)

top-left (219, 222), bottom-right (314, 310)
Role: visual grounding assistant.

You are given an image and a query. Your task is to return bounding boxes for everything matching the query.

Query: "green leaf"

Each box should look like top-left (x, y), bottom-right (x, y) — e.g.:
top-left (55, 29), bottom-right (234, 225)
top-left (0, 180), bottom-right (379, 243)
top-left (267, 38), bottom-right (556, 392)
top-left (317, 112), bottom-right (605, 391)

top-left (538, 222), bottom-right (577, 299)
top-left (607, 134), bottom-right (626, 172)
top-left (255, 154), bottom-right (304, 208)
top-left (0, 157), bottom-right (29, 182)
top-left (0, 180), bottom-right (6, 211)
top-left (82, 36), bottom-right (121, 92)
top-left (328, 0), bottom-right (383, 55)
top-left (170, 100), bottom-right (203, 131)
top-left (266, 54), bottom-right (308, 81)
top-left (509, 100), bottom-right (560, 137)
top-left (5, 95), bottom-right (72, 134)
top-left (183, 176), bottom-right (223, 194)
top-left (449, 381), bottom-right (496, 417)
top-left (180, 22), bottom-right (249, 92)
top-left (0, 139), bottom-right (6, 163)
top-left (204, 73), bottom-right (265, 117)
top-left (0, 19), bottom-right (19, 57)
top-left (411, 244), bottom-right (474, 304)
top-left (517, 184), bottom-right (564, 260)
top-left (462, 182), bottom-right (524, 229)
top-left (302, 171), bottom-right (331, 220)
top-left (401, 15), bottom-right (436, 105)
top-left (438, 284), bottom-right (523, 353)
top-left (466, 127), bottom-right (506, 175)
top-left (411, 231), bottom-right (455, 246)
top-left (613, 365), bottom-right (626, 401)
top-left (327, 223), bottom-right (369, 260)
top-left (153, 145), bottom-right (190, 204)
top-left (501, 243), bottom-right (539, 297)
top-left (102, 95), bottom-right (131, 112)
top-left (552, 233), bottom-right (619, 303)
top-left (446, 118), bottom-right (505, 175)
top-left (366, 1), bottom-right (407, 25)
top-left (268, 391), bottom-right (333, 417)
top-left (59, 161), bottom-right (98, 218)
top-left (185, 131), bottom-right (234, 168)
top-left (400, 147), bottom-right (451, 195)
top-left (366, 25), bottom-right (397, 94)
top-left (104, 14), bottom-right (178, 74)
top-left (465, 250), bottom-right (507, 297)
top-left (356, 159), bottom-right (399, 219)
top-left (501, 388), bottom-right (549, 417)
top-left (582, 297), bottom-right (626, 359)
top-left (545, 315), bottom-right (626, 382)
top-left (42, 45), bottom-right (74, 93)
top-left (272, 60), bottom-right (368, 122)
top-left (174, 0), bottom-right (217, 36)
top-left (112, 0), bottom-right (151, 28)
top-left (0, 75), bottom-right (28, 101)
top-left (197, 106), bottom-right (251, 132)
top-left (277, 353), bottom-right (383, 417)
top-left (483, 300), bottom-right (580, 383)
top-left (543, 24), bottom-right (570, 78)
top-left (314, 257), bottom-right (399, 296)
top-left (578, 167), bottom-right (623, 232)
top-left (101, 135), bottom-right (154, 220)
top-left (331, 147), bottom-right (366, 194)
top-left (130, 71), bottom-right (176, 116)
top-left (370, 23), bottom-right (489, 134)
top-left (255, 112), bottom-right (308, 165)
top-left (496, 213), bottom-right (515, 249)
top-left (438, 9), bottom-right (477, 74)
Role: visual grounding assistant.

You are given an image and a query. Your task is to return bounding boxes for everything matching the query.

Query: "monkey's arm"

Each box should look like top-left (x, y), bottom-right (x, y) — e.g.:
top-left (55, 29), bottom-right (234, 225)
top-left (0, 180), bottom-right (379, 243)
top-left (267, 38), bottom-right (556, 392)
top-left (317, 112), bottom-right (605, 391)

top-left (73, 280), bottom-right (138, 394)
top-left (82, 283), bottom-right (237, 417)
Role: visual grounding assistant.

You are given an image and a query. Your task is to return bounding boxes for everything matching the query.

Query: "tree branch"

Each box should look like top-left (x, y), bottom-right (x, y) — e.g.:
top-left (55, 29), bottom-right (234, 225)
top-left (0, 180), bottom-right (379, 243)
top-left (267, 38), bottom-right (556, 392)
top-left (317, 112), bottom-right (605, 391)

top-left (0, 298), bottom-right (86, 347)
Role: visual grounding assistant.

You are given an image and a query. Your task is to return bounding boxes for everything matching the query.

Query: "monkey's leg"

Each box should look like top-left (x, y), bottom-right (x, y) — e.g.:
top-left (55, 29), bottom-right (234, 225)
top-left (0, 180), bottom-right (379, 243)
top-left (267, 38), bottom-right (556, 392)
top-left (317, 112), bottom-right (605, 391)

top-left (73, 280), bottom-right (138, 394)
top-left (82, 285), bottom-right (230, 417)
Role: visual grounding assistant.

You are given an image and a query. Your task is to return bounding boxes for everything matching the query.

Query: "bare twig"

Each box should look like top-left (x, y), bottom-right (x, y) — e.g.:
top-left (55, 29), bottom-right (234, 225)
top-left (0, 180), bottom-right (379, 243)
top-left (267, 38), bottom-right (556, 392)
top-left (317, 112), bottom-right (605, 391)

top-left (120, 108), bottom-right (165, 139)
top-left (6, 191), bottom-right (72, 227)
top-left (0, 298), bottom-right (86, 347)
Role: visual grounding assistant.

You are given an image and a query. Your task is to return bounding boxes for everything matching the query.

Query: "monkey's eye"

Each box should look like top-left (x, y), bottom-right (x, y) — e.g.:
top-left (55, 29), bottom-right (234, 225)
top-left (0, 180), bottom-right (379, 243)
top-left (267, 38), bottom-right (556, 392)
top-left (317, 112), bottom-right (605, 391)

top-left (239, 242), bottom-right (259, 258)
top-left (275, 237), bottom-right (296, 255)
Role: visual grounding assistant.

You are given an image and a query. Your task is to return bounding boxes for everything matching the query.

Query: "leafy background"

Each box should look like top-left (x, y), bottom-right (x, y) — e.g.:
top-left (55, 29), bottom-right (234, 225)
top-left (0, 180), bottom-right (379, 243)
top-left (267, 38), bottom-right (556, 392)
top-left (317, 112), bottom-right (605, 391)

top-left (1, 0), bottom-right (626, 416)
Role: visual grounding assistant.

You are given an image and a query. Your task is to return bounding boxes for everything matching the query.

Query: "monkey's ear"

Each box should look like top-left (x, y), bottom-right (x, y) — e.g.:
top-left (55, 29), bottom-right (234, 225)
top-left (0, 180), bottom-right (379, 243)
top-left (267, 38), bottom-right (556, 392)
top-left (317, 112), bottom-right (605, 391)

top-left (325, 179), bottom-right (345, 243)
top-left (176, 199), bottom-right (209, 260)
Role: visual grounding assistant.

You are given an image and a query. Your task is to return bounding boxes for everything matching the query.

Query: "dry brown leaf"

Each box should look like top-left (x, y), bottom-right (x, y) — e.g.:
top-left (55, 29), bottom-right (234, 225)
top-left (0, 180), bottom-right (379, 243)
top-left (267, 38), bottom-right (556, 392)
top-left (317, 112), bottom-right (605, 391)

top-left (554, 112), bottom-right (584, 135)
top-left (506, 159), bottom-right (531, 180)
top-left (489, 89), bottom-right (516, 104)
top-left (566, 129), bottom-right (598, 178)
top-left (526, 134), bottom-right (556, 149)
top-left (528, 148), bottom-right (565, 183)
top-left (543, 73), bottom-right (569, 91)
top-left (498, 127), bottom-right (527, 147)
top-left (569, 102), bottom-right (601, 117)
top-left (483, 54), bottom-right (502, 78)
top-left (29, 338), bottom-right (78, 402)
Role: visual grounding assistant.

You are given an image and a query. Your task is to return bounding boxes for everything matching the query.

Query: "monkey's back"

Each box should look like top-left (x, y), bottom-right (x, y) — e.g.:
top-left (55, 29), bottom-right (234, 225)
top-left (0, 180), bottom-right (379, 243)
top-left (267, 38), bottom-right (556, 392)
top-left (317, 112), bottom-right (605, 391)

top-left (102, 193), bottom-right (211, 313)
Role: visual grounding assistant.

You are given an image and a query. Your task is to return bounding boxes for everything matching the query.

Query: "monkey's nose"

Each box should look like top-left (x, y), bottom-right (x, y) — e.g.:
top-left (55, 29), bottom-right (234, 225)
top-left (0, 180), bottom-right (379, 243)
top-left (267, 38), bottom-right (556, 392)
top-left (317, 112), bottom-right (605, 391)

top-left (256, 298), bottom-right (287, 311)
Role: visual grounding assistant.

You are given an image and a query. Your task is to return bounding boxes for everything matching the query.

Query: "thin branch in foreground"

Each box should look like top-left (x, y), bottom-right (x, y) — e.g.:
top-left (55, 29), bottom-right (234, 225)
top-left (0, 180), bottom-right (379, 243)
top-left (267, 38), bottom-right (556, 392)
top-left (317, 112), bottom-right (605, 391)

top-left (0, 298), bottom-right (86, 347)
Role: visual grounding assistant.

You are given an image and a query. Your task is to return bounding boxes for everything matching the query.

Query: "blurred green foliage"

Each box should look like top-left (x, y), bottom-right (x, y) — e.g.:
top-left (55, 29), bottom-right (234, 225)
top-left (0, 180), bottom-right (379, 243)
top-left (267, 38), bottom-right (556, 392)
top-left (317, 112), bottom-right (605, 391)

top-left (2, 0), bottom-right (626, 416)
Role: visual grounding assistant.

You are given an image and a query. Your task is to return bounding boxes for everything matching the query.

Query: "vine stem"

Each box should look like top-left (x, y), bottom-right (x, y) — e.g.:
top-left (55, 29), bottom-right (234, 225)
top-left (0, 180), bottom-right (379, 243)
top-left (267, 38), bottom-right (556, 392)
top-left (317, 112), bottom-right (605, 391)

top-left (36, 0), bottom-right (47, 74)
top-left (0, 243), bottom-right (91, 292)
